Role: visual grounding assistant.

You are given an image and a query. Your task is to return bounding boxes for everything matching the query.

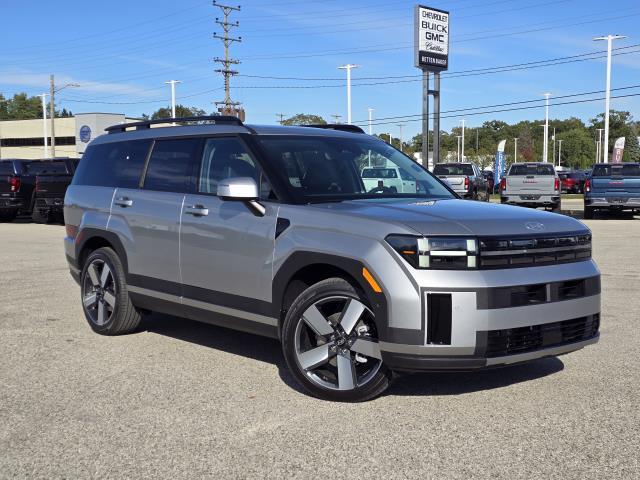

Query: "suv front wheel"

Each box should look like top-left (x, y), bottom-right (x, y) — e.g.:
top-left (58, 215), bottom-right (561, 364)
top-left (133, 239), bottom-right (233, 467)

top-left (80, 247), bottom-right (142, 335)
top-left (281, 277), bottom-right (391, 402)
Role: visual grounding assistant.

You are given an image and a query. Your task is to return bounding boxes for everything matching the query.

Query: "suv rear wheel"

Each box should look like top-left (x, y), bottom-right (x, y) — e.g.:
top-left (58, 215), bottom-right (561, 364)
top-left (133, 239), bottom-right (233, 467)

top-left (281, 277), bottom-right (391, 402)
top-left (80, 247), bottom-right (142, 335)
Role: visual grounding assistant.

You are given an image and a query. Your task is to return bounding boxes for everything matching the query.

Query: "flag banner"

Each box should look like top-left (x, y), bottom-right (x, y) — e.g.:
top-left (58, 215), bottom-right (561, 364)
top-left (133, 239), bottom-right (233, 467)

top-left (611, 137), bottom-right (625, 163)
top-left (494, 140), bottom-right (507, 183)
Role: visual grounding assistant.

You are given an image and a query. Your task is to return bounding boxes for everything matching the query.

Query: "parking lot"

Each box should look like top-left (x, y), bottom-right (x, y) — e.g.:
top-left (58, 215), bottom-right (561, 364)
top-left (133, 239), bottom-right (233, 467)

top-left (0, 215), bottom-right (638, 479)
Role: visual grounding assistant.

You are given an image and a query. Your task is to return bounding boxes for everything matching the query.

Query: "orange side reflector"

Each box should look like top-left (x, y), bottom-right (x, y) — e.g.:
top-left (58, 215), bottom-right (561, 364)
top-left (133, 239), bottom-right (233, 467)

top-left (362, 267), bottom-right (382, 293)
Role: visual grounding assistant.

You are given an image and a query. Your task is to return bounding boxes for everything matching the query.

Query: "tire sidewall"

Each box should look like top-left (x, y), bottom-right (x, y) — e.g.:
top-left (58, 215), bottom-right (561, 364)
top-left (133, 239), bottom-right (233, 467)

top-left (281, 278), bottom-right (391, 402)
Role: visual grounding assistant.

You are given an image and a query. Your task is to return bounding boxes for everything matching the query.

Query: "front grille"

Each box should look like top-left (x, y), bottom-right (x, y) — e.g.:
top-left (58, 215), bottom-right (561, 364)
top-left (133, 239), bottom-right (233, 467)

top-left (478, 232), bottom-right (591, 268)
top-left (484, 314), bottom-right (599, 358)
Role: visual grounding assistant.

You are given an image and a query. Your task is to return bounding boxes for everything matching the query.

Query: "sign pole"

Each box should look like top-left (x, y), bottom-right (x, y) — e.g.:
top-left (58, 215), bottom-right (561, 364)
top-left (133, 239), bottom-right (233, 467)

top-left (433, 72), bottom-right (441, 164)
top-left (422, 71), bottom-right (429, 167)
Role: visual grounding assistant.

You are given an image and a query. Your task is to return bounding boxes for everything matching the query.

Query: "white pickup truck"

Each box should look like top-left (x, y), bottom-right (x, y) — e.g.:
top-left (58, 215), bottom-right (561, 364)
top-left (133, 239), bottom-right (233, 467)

top-left (500, 162), bottom-right (561, 211)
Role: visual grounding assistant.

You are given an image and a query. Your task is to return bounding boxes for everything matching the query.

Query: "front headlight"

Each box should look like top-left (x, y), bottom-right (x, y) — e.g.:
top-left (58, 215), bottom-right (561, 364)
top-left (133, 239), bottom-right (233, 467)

top-left (386, 235), bottom-right (478, 269)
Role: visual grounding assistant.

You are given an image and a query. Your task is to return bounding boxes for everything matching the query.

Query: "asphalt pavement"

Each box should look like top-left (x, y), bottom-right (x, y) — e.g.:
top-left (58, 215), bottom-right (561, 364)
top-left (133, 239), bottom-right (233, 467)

top-left (1, 214), bottom-right (639, 479)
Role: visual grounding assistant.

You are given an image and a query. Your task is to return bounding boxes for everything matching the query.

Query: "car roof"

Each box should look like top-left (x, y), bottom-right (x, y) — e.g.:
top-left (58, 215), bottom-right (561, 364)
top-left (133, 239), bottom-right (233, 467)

top-left (90, 123), bottom-right (370, 147)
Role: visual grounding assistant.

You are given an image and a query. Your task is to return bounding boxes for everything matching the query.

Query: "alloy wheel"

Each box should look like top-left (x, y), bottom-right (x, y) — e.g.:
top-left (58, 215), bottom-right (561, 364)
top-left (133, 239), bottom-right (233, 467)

top-left (294, 295), bottom-right (382, 391)
top-left (82, 259), bottom-right (116, 326)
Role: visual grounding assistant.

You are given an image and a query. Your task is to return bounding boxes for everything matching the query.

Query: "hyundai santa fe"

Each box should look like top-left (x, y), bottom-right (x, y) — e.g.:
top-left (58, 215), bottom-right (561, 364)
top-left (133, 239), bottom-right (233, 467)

top-left (63, 116), bottom-right (600, 402)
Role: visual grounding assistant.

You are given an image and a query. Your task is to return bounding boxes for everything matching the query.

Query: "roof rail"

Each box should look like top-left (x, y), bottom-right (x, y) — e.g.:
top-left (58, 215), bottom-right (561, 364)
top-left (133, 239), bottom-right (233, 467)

top-left (105, 115), bottom-right (243, 134)
top-left (301, 124), bottom-right (365, 134)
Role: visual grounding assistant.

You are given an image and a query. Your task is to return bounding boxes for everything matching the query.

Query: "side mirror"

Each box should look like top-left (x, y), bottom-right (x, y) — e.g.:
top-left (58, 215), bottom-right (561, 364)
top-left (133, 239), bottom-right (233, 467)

top-left (217, 177), bottom-right (265, 217)
top-left (217, 176), bottom-right (259, 200)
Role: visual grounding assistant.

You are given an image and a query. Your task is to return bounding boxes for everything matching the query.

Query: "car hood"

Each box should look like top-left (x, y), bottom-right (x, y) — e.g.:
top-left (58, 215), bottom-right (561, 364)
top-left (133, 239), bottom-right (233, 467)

top-left (310, 198), bottom-right (587, 237)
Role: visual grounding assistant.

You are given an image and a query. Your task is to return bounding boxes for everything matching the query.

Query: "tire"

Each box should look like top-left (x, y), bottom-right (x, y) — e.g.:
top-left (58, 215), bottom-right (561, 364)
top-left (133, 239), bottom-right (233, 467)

top-left (281, 277), bottom-right (392, 402)
top-left (584, 205), bottom-right (594, 219)
top-left (80, 247), bottom-right (142, 335)
top-left (31, 209), bottom-right (49, 224)
top-left (0, 210), bottom-right (17, 222)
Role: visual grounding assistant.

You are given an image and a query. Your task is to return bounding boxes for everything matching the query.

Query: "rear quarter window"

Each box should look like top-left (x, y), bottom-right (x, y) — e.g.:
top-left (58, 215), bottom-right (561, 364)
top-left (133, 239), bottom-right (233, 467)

top-left (72, 139), bottom-right (152, 188)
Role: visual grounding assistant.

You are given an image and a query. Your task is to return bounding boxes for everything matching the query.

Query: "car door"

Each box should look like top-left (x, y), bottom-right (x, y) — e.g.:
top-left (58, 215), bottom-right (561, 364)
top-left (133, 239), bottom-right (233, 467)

top-left (179, 136), bottom-right (278, 320)
top-left (112, 138), bottom-right (201, 294)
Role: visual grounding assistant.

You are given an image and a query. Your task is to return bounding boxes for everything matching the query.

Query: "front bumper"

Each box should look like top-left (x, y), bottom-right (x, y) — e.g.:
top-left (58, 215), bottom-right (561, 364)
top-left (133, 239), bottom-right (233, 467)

top-left (376, 260), bottom-right (601, 372)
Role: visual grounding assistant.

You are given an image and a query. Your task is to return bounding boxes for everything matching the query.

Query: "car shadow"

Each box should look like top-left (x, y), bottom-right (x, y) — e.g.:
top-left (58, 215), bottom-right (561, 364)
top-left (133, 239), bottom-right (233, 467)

top-left (386, 357), bottom-right (564, 397)
top-left (142, 312), bottom-right (566, 398)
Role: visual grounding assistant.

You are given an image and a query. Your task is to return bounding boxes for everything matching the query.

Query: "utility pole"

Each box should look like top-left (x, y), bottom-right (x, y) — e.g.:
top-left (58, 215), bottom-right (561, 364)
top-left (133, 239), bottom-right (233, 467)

top-left (38, 94), bottom-right (49, 158)
top-left (596, 128), bottom-right (603, 163)
top-left (397, 124), bottom-right (405, 152)
top-left (543, 92), bottom-right (551, 163)
top-left (276, 113), bottom-right (286, 125)
top-left (48, 75), bottom-right (79, 157)
top-left (331, 114), bottom-right (342, 124)
top-left (475, 128), bottom-right (479, 151)
top-left (460, 119), bottom-right (466, 161)
top-left (213, 1), bottom-right (243, 119)
top-left (514, 137), bottom-right (519, 162)
top-left (368, 107), bottom-right (374, 135)
top-left (164, 80), bottom-right (181, 119)
top-left (558, 139), bottom-right (563, 168)
top-left (594, 35), bottom-right (626, 163)
top-left (338, 64), bottom-right (359, 124)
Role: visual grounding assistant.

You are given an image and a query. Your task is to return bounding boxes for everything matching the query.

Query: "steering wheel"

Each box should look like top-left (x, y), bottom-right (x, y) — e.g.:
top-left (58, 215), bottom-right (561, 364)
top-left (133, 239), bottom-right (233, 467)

top-left (368, 186), bottom-right (395, 194)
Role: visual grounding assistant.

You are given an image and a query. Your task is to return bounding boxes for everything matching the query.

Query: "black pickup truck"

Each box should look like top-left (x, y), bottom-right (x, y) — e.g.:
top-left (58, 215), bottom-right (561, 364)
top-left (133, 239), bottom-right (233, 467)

top-left (0, 158), bottom-right (76, 223)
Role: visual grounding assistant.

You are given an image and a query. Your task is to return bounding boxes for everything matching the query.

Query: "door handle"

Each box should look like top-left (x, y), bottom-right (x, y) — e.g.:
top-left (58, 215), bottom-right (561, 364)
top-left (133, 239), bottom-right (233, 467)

top-left (114, 197), bottom-right (133, 208)
top-left (184, 205), bottom-right (209, 217)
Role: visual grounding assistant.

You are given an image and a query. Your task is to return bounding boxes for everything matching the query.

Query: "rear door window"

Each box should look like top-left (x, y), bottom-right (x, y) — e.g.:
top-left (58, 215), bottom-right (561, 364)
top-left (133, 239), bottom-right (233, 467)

top-left (72, 140), bottom-right (152, 188)
top-left (143, 138), bottom-right (202, 193)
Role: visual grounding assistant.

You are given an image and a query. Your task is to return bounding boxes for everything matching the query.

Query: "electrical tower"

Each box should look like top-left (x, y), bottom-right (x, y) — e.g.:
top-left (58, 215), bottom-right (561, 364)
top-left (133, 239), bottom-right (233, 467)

top-left (213, 1), bottom-right (244, 120)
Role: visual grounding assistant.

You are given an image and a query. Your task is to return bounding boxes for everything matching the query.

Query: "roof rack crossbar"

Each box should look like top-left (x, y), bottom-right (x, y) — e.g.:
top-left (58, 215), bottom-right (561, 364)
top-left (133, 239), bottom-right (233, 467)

top-left (300, 124), bottom-right (365, 134)
top-left (105, 115), bottom-right (243, 134)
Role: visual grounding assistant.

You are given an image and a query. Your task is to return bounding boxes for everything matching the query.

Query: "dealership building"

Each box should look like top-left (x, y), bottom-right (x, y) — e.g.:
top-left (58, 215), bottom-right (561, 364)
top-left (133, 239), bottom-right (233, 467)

top-left (0, 113), bottom-right (139, 160)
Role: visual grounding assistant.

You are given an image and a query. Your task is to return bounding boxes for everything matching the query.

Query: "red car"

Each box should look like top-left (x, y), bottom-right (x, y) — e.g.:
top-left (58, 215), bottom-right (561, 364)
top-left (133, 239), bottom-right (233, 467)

top-left (558, 172), bottom-right (586, 193)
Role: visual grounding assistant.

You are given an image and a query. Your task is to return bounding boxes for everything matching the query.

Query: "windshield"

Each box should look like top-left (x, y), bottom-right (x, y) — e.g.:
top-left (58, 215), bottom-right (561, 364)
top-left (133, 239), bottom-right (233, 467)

top-left (433, 164), bottom-right (474, 176)
top-left (592, 164), bottom-right (640, 177)
top-left (258, 135), bottom-right (453, 202)
top-left (509, 164), bottom-right (555, 176)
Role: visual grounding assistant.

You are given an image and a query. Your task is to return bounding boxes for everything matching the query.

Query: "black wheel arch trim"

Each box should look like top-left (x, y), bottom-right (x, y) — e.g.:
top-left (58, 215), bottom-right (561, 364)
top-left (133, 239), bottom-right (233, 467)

top-left (75, 228), bottom-right (130, 276)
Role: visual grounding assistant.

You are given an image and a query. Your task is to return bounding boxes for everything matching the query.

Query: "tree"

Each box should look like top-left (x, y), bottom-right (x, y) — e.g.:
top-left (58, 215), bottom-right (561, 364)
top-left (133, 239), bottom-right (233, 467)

top-left (281, 113), bottom-right (327, 125)
top-left (147, 105), bottom-right (207, 120)
top-left (557, 128), bottom-right (593, 169)
top-left (0, 92), bottom-right (42, 120)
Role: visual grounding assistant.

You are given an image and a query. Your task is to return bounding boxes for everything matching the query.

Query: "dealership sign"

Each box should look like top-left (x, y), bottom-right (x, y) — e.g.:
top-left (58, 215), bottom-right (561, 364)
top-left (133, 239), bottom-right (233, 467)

top-left (414, 5), bottom-right (450, 72)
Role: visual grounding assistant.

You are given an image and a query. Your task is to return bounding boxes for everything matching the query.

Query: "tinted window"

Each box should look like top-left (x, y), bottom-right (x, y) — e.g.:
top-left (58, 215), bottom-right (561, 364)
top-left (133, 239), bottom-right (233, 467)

top-left (258, 136), bottom-right (452, 202)
top-left (73, 140), bottom-right (151, 188)
top-left (25, 161), bottom-right (70, 175)
top-left (361, 168), bottom-right (398, 179)
top-left (433, 164), bottom-right (474, 176)
top-left (143, 138), bottom-right (201, 193)
top-left (199, 137), bottom-right (273, 200)
top-left (0, 162), bottom-right (14, 175)
top-left (509, 164), bottom-right (556, 176)
top-left (592, 164), bottom-right (640, 177)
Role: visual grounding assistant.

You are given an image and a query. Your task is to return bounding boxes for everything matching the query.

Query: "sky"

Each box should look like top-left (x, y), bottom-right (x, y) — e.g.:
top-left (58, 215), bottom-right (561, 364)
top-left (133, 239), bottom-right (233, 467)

top-left (2, 0), bottom-right (640, 139)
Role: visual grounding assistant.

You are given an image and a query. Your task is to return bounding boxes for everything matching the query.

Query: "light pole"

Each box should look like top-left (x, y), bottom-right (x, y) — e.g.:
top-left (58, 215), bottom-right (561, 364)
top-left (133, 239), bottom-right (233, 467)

top-left (596, 128), bottom-right (603, 163)
top-left (514, 137), bottom-right (519, 163)
top-left (594, 35), bottom-right (626, 163)
top-left (558, 139), bottom-right (563, 168)
top-left (397, 124), bottom-right (405, 152)
top-left (460, 119), bottom-right (466, 161)
top-left (543, 92), bottom-right (551, 162)
top-left (38, 94), bottom-right (49, 158)
top-left (368, 107), bottom-right (374, 135)
top-left (164, 80), bottom-right (182, 119)
top-left (338, 64), bottom-right (359, 124)
top-left (456, 135), bottom-right (462, 161)
top-left (49, 75), bottom-right (80, 157)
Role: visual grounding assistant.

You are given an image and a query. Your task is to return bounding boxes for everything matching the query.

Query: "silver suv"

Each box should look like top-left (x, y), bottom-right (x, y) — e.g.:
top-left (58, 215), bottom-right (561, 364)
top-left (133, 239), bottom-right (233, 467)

top-left (64, 117), bottom-right (600, 402)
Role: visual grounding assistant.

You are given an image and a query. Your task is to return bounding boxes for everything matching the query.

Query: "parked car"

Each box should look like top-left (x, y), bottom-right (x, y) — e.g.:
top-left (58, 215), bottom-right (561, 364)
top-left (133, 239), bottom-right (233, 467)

top-left (0, 159), bottom-right (36, 222)
top-left (500, 162), bottom-right (561, 211)
top-left (482, 170), bottom-right (495, 194)
top-left (64, 117), bottom-right (600, 402)
top-left (433, 162), bottom-right (489, 201)
top-left (584, 162), bottom-right (640, 219)
top-left (28, 159), bottom-right (75, 223)
top-left (361, 165), bottom-right (416, 193)
top-left (559, 171), bottom-right (586, 194)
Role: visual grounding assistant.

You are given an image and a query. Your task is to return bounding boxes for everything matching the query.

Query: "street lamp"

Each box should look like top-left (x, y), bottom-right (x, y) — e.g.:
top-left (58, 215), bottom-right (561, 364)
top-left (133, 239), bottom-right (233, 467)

top-left (542, 92), bottom-right (552, 163)
top-left (514, 137), bottom-right (519, 163)
top-left (593, 35), bottom-right (627, 163)
top-left (558, 139), bottom-right (563, 168)
top-left (338, 64), bottom-right (359, 124)
top-left (456, 135), bottom-right (462, 161)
